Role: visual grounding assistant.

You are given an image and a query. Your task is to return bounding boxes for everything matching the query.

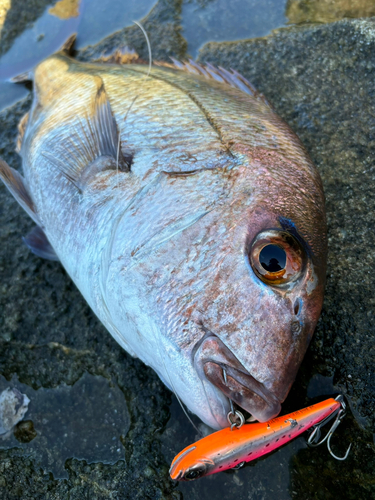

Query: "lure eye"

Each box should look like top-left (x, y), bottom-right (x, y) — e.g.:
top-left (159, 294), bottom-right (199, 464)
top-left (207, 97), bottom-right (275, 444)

top-left (250, 230), bottom-right (305, 286)
top-left (184, 468), bottom-right (204, 480)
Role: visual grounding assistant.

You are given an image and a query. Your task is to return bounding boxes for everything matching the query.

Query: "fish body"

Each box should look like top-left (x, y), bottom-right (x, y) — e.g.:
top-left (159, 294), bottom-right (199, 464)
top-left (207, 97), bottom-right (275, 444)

top-left (0, 50), bottom-right (327, 429)
top-left (169, 397), bottom-right (341, 480)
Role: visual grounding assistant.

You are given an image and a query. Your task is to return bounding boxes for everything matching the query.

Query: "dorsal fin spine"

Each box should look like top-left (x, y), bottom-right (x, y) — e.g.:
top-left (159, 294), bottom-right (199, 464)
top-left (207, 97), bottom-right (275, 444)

top-left (169, 59), bottom-right (273, 108)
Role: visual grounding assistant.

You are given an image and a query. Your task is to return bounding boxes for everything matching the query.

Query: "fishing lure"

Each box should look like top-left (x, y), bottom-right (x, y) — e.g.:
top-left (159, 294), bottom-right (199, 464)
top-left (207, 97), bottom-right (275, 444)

top-left (170, 395), bottom-right (350, 481)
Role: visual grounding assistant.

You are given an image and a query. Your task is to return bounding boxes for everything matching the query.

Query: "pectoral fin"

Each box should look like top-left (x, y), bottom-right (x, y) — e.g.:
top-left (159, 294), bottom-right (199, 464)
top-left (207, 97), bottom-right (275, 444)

top-left (0, 158), bottom-right (41, 226)
top-left (43, 77), bottom-right (132, 191)
top-left (92, 79), bottom-right (128, 166)
top-left (22, 226), bottom-right (59, 261)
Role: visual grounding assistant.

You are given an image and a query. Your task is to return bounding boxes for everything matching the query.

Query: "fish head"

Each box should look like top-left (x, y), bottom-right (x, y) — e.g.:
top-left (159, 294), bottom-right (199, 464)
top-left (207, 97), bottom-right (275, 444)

top-left (106, 147), bottom-right (326, 429)
top-left (190, 151), bottom-right (326, 427)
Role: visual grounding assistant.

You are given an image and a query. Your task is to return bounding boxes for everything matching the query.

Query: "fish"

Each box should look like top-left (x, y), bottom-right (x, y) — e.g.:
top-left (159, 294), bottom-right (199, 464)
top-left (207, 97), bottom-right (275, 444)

top-left (169, 396), bottom-right (345, 481)
top-left (0, 41), bottom-right (327, 430)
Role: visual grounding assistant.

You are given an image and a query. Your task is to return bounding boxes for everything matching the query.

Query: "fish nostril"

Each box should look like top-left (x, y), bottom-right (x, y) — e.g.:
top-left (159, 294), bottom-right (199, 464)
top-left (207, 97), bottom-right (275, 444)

top-left (291, 321), bottom-right (301, 334)
top-left (294, 298), bottom-right (301, 316)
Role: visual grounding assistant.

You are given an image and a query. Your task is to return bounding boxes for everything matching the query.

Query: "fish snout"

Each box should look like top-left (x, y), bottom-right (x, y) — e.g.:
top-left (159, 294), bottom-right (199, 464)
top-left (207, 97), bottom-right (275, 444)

top-left (194, 335), bottom-right (281, 426)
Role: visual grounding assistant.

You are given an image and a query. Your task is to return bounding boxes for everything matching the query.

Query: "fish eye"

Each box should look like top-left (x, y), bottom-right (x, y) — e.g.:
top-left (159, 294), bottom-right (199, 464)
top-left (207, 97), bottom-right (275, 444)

top-left (250, 230), bottom-right (305, 286)
top-left (184, 467), bottom-right (204, 480)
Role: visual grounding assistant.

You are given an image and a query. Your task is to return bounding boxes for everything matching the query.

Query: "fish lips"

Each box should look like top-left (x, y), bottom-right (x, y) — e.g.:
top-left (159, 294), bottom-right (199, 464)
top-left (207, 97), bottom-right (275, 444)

top-left (194, 335), bottom-right (281, 426)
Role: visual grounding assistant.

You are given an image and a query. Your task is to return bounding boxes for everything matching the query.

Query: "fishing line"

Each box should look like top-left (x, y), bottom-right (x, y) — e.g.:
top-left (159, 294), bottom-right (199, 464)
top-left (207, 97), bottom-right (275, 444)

top-left (116, 21), bottom-right (151, 185)
top-left (133, 21), bottom-right (152, 77)
top-left (153, 324), bottom-right (202, 436)
top-left (116, 96), bottom-right (138, 187)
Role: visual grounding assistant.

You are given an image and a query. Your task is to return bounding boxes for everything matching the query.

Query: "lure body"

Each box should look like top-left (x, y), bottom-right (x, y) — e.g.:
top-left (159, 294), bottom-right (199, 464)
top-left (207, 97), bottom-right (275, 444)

top-left (170, 397), bottom-right (341, 480)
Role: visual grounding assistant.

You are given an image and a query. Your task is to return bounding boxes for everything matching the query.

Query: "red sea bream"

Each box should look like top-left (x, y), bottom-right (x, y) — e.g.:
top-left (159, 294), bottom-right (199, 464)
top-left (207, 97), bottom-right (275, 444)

top-left (0, 48), bottom-right (327, 429)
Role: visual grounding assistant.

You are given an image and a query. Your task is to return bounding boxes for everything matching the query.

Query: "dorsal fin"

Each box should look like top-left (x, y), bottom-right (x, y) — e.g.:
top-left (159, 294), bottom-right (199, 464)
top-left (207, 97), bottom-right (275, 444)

top-left (0, 158), bottom-right (41, 225)
top-left (43, 77), bottom-right (131, 191)
top-left (164, 58), bottom-right (272, 108)
top-left (60, 34), bottom-right (77, 55)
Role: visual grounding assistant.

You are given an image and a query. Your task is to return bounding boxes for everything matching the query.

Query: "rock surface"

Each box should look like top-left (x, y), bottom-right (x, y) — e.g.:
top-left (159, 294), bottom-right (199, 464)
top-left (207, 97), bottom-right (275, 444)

top-left (77, 0), bottom-right (187, 63)
top-left (0, 3), bottom-right (374, 499)
top-left (0, 0), bottom-right (58, 57)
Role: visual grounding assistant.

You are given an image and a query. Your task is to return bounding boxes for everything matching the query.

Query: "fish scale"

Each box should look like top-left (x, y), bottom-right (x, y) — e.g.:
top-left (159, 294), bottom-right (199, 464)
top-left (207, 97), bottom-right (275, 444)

top-left (126, 65), bottom-right (315, 167)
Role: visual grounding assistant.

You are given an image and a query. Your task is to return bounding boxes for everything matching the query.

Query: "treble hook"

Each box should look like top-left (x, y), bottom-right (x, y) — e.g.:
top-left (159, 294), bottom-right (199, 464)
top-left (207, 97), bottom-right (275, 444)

top-left (308, 395), bottom-right (351, 460)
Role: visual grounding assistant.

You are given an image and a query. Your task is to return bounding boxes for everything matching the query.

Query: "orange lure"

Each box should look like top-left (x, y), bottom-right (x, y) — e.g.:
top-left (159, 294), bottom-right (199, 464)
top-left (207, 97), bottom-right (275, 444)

top-left (170, 397), bottom-right (343, 481)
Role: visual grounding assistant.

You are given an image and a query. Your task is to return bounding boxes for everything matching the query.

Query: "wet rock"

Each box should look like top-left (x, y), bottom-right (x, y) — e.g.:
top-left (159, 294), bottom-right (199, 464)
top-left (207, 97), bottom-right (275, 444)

top-left (0, 5), bottom-right (374, 500)
top-left (0, 373), bottom-right (131, 479)
top-left (0, 0), bottom-right (58, 57)
top-left (181, 0), bottom-right (287, 58)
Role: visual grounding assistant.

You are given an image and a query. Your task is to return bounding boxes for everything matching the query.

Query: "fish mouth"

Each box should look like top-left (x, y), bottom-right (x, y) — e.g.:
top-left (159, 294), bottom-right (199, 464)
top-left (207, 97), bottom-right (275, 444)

top-left (203, 361), bottom-right (281, 422)
top-left (194, 335), bottom-right (281, 425)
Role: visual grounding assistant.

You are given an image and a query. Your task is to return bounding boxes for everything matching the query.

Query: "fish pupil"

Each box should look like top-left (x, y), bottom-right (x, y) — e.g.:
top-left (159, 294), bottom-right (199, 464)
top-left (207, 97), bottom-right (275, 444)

top-left (259, 245), bottom-right (286, 272)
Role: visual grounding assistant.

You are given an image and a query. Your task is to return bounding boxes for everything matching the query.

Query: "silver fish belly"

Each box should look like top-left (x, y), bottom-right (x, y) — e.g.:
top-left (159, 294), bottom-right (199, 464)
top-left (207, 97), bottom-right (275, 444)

top-left (0, 52), bottom-right (327, 429)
